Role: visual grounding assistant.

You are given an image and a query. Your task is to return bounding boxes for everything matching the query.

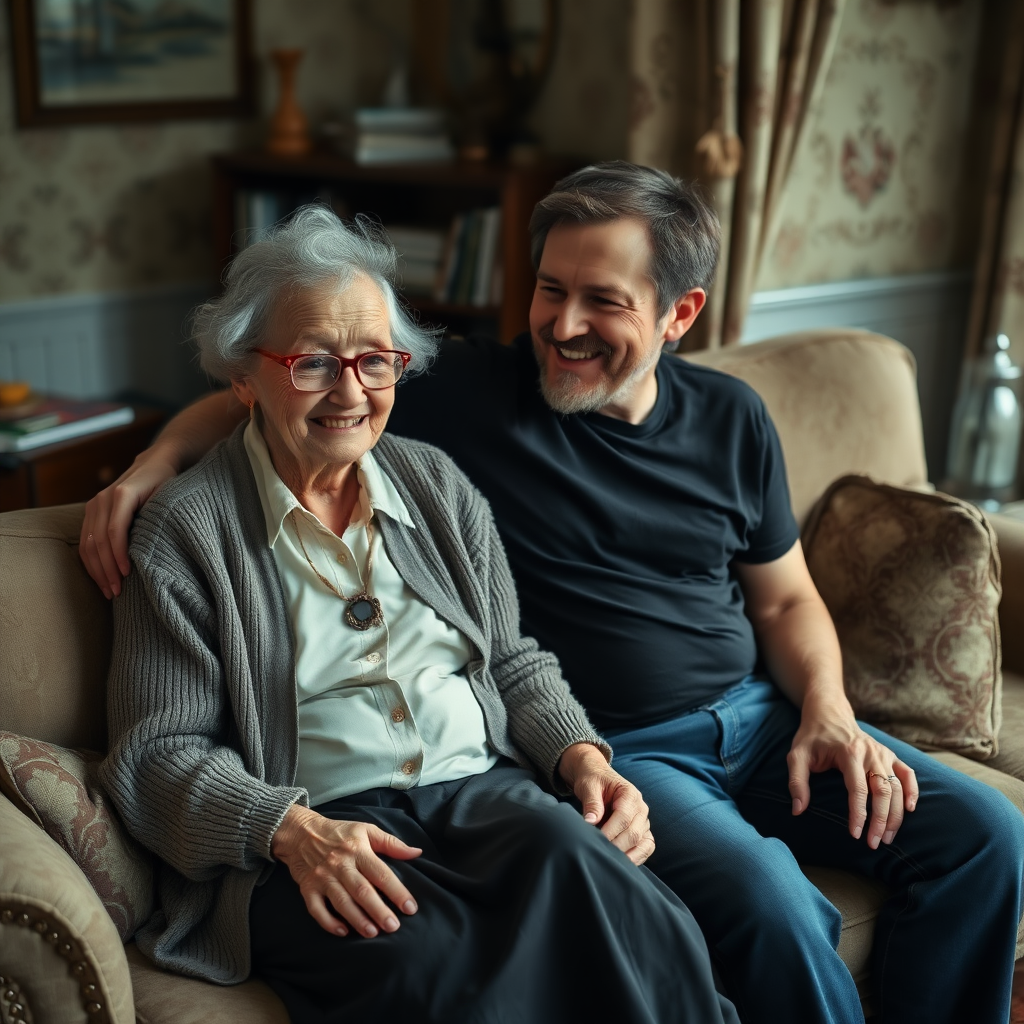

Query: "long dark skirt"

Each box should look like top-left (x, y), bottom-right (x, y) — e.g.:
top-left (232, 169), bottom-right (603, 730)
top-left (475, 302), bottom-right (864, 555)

top-left (249, 763), bottom-right (738, 1024)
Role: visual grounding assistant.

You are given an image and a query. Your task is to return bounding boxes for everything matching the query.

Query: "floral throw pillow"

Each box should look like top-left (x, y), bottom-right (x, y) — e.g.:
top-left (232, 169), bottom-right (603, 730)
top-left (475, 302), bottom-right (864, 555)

top-left (802, 476), bottom-right (1002, 760)
top-left (0, 731), bottom-right (154, 939)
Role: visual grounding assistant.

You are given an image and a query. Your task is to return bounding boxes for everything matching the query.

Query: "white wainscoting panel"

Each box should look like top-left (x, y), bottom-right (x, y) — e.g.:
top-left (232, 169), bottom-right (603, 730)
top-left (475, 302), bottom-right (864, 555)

top-left (0, 282), bottom-right (215, 407)
top-left (744, 270), bottom-right (973, 480)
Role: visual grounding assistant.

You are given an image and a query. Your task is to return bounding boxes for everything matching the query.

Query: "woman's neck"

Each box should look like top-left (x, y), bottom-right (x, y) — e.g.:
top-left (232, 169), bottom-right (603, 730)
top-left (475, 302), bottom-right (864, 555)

top-left (263, 429), bottom-right (362, 535)
top-left (293, 467), bottom-right (362, 535)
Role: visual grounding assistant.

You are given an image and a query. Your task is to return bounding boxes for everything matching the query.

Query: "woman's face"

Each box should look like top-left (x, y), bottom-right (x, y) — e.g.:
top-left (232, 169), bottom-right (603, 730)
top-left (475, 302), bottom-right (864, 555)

top-left (232, 275), bottom-right (396, 484)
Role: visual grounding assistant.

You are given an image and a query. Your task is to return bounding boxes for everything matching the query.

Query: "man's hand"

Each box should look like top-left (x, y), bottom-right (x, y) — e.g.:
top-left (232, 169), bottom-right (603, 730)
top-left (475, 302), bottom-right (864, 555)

top-left (735, 543), bottom-right (920, 851)
top-left (788, 695), bottom-right (919, 849)
top-left (80, 450), bottom-right (179, 598)
top-left (271, 804), bottom-right (422, 938)
top-left (79, 389), bottom-right (249, 597)
top-left (558, 742), bottom-right (655, 865)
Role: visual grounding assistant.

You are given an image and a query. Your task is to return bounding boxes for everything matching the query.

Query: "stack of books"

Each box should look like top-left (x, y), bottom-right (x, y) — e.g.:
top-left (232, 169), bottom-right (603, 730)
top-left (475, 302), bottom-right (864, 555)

top-left (435, 207), bottom-right (503, 307)
top-left (0, 394), bottom-right (134, 453)
top-left (351, 108), bottom-right (454, 165)
top-left (386, 226), bottom-right (448, 296)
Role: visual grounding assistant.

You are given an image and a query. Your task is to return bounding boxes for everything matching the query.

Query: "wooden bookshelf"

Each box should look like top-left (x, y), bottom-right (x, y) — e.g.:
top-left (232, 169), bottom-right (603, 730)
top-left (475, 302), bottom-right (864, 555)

top-left (210, 152), bottom-right (574, 344)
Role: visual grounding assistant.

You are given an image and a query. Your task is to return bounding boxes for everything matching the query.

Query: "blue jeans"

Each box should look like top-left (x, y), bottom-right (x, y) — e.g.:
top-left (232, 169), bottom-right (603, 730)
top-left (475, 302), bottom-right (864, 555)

top-left (607, 676), bottom-right (1024, 1024)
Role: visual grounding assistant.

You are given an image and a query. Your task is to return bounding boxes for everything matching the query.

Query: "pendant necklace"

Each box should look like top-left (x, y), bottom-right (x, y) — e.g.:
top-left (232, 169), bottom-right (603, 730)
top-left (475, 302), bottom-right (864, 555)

top-left (289, 509), bottom-right (385, 631)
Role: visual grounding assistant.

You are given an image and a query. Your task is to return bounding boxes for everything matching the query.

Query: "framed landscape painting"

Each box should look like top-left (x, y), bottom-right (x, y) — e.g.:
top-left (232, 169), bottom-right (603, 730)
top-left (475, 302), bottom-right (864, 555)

top-left (8, 0), bottom-right (253, 126)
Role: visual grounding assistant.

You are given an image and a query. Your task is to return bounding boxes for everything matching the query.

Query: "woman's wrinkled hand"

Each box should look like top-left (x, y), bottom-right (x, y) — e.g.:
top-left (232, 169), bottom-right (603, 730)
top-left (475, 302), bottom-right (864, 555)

top-left (558, 743), bottom-right (655, 865)
top-left (79, 450), bottom-right (179, 598)
top-left (271, 804), bottom-right (423, 938)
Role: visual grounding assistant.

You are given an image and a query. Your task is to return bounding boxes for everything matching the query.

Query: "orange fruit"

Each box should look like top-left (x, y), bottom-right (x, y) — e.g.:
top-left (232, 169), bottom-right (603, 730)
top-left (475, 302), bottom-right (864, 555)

top-left (0, 382), bottom-right (31, 406)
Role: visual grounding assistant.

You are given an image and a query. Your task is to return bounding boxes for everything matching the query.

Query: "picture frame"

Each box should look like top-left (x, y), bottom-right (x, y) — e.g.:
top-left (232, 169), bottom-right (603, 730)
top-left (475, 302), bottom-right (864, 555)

top-left (7, 0), bottom-right (254, 127)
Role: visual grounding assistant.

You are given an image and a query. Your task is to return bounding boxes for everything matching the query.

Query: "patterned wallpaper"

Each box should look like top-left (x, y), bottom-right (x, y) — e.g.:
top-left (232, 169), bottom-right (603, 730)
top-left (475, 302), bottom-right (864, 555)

top-left (757, 0), bottom-right (982, 290)
top-left (0, 0), bottom-right (395, 304)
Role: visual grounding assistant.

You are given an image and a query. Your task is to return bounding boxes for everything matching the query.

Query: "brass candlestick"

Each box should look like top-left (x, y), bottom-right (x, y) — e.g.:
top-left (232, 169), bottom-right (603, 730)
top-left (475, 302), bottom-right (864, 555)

top-left (266, 48), bottom-right (311, 156)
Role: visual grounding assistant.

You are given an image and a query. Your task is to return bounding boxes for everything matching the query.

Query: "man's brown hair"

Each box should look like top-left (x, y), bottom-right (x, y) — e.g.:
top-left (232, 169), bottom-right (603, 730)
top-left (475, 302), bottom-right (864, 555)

top-left (529, 161), bottom-right (721, 319)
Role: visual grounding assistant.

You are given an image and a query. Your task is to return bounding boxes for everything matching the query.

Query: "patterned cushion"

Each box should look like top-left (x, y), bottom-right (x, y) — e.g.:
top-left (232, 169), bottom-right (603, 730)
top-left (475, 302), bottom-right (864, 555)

top-left (0, 731), bottom-right (154, 940)
top-left (802, 476), bottom-right (1002, 760)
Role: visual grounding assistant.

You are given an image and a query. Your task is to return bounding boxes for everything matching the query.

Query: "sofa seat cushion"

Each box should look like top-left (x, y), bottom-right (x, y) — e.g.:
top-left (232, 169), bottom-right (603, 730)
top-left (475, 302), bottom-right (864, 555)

top-left (989, 671), bottom-right (1024, 785)
top-left (926, 749), bottom-right (1024, 959)
top-left (802, 865), bottom-right (887, 1004)
top-left (127, 944), bottom-right (289, 1024)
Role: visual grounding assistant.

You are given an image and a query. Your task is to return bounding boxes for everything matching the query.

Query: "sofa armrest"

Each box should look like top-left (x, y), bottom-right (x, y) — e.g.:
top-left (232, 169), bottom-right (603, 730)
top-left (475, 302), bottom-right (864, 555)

top-left (988, 512), bottom-right (1024, 676)
top-left (0, 792), bottom-right (135, 1024)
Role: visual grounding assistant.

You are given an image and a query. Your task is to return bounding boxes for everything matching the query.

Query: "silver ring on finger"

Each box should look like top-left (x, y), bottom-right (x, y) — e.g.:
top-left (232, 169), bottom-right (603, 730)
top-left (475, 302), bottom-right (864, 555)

top-left (867, 771), bottom-right (891, 785)
top-left (885, 774), bottom-right (897, 782)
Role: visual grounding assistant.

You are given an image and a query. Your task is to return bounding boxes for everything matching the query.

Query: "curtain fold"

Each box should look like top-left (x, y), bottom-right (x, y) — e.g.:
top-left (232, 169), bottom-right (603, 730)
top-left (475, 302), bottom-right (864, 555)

top-left (963, 1), bottom-right (1024, 369)
top-left (628, 0), bottom-right (845, 350)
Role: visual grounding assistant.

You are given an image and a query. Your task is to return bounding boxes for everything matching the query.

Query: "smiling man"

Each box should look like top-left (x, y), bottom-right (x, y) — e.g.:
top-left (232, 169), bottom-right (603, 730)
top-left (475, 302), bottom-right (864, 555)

top-left (80, 162), bottom-right (1024, 1024)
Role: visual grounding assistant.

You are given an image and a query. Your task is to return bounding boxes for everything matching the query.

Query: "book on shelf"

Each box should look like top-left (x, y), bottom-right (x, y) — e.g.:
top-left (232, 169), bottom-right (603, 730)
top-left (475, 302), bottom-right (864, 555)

top-left (0, 397), bottom-right (135, 453)
top-left (434, 207), bottom-right (502, 307)
top-left (453, 212), bottom-right (483, 305)
top-left (472, 208), bottom-right (502, 307)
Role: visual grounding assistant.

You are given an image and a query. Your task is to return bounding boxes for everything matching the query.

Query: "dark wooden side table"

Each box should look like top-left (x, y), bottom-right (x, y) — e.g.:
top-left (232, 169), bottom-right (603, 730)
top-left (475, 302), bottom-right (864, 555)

top-left (0, 406), bottom-right (166, 512)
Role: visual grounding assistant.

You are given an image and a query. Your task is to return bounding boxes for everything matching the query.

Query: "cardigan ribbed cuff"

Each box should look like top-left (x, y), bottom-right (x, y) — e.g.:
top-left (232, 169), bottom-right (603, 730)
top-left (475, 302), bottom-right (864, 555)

top-left (508, 688), bottom-right (612, 793)
top-left (243, 785), bottom-right (309, 862)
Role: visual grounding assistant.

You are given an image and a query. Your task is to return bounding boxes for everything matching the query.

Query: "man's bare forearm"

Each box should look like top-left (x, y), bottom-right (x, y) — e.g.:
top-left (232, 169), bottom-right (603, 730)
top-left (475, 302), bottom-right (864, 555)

top-left (153, 389), bottom-right (248, 471)
top-left (752, 595), bottom-right (848, 714)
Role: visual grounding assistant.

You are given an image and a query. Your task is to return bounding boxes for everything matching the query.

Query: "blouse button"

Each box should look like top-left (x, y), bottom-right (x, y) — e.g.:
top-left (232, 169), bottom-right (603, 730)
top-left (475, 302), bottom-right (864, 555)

top-left (365, 652), bottom-right (382, 664)
top-left (401, 760), bottom-right (416, 775)
top-left (336, 552), bottom-right (348, 565)
top-left (391, 707), bottom-right (406, 723)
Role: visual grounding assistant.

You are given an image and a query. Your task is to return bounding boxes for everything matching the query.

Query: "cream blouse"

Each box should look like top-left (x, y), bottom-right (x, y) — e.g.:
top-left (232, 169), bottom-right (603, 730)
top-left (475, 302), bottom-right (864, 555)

top-left (243, 419), bottom-right (497, 805)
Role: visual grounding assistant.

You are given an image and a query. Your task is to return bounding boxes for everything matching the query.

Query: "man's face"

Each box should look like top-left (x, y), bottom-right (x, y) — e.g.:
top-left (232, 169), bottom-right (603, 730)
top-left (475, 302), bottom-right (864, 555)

top-left (529, 218), bottom-right (669, 418)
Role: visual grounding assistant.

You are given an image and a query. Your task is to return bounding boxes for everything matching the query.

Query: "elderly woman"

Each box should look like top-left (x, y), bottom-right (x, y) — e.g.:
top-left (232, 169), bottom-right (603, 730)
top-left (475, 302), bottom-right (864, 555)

top-left (99, 206), bottom-right (737, 1024)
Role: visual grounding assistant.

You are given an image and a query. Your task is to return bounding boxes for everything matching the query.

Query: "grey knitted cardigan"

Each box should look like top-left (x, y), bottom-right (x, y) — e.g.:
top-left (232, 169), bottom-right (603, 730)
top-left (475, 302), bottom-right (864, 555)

top-left (99, 426), bottom-right (609, 985)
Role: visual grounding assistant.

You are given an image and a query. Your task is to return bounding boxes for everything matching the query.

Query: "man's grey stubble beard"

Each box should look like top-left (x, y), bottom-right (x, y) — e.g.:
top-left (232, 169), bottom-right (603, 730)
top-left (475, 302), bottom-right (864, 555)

top-left (535, 341), bottom-right (664, 416)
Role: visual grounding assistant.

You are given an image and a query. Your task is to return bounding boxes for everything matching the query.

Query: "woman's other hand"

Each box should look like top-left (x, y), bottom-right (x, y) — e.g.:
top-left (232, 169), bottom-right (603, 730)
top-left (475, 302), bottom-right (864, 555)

top-left (271, 804), bottom-right (422, 938)
top-left (558, 743), bottom-right (656, 866)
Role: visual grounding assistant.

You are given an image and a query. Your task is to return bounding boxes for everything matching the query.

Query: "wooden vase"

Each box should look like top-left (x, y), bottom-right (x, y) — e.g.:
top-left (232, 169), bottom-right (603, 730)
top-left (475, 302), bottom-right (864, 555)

top-left (266, 48), bottom-right (311, 157)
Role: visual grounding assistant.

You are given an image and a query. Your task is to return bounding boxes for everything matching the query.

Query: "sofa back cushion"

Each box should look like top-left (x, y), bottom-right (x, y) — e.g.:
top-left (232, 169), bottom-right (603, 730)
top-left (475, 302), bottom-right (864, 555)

top-left (0, 504), bottom-right (110, 750)
top-left (687, 329), bottom-right (929, 525)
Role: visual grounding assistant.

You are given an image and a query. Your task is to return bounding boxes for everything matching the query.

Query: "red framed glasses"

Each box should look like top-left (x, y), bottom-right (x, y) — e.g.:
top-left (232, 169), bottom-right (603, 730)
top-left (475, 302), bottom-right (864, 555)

top-left (254, 348), bottom-right (412, 392)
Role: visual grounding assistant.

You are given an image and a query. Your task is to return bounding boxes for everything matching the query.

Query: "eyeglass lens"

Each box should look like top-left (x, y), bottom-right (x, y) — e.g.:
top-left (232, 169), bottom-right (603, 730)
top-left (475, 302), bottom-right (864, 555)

top-left (291, 353), bottom-right (406, 391)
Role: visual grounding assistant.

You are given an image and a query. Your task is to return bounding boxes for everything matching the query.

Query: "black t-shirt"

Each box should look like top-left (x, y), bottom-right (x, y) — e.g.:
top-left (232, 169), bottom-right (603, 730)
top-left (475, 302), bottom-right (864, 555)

top-left (388, 334), bottom-right (800, 731)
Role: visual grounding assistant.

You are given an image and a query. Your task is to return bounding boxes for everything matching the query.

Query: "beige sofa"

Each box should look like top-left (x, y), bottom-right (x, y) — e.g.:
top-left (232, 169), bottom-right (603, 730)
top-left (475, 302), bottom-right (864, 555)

top-left (2, 328), bottom-right (1023, 1023)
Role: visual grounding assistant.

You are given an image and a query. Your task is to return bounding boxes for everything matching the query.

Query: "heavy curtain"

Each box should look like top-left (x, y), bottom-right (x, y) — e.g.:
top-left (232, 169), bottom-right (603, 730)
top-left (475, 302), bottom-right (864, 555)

top-left (628, 0), bottom-right (845, 350)
top-left (963, 1), bottom-right (1024, 369)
